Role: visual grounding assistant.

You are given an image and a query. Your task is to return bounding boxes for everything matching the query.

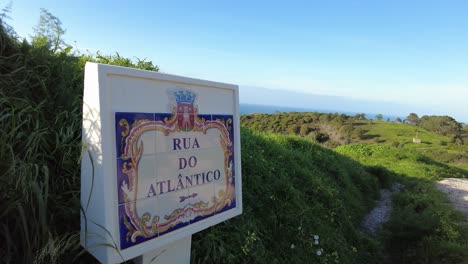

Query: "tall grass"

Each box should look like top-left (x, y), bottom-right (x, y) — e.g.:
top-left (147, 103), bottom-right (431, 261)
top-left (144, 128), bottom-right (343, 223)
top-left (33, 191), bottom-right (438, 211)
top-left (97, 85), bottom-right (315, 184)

top-left (0, 15), bottom-right (385, 262)
top-left (191, 130), bottom-right (383, 263)
top-left (336, 144), bottom-right (468, 263)
top-left (4, 9), bottom-right (466, 264)
top-left (0, 14), bottom-right (157, 263)
top-left (0, 15), bottom-right (85, 263)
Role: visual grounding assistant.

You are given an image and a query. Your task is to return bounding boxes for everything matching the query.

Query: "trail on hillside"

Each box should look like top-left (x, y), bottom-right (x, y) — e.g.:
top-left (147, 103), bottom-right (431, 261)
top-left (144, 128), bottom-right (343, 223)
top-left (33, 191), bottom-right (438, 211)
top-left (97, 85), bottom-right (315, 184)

top-left (362, 183), bottom-right (403, 235)
top-left (437, 178), bottom-right (468, 220)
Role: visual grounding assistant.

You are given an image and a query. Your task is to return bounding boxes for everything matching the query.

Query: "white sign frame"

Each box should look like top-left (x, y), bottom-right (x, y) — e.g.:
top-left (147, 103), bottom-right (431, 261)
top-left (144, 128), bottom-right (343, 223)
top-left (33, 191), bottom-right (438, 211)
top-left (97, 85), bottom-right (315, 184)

top-left (80, 62), bottom-right (242, 263)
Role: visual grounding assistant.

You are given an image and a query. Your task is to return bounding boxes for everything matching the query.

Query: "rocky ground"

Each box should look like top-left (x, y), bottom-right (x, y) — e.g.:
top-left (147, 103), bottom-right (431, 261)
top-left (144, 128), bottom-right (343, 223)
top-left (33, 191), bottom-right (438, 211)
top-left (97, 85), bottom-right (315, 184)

top-left (436, 178), bottom-right (468, 220)
top-left (362, 183), bottom-right (403, 235)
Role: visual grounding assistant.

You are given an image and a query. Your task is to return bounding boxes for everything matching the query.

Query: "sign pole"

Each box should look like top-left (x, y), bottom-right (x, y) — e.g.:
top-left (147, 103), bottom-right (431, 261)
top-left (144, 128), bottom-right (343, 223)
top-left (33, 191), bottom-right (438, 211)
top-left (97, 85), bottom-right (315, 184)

top-left (133, 236), bottom-right (192, 264)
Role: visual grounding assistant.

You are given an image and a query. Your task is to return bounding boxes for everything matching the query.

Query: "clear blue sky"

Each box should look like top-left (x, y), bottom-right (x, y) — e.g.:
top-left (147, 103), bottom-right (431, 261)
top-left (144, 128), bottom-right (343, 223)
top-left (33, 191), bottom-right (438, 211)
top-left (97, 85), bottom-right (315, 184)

top-left (6, 0), bottom-right (468, 121)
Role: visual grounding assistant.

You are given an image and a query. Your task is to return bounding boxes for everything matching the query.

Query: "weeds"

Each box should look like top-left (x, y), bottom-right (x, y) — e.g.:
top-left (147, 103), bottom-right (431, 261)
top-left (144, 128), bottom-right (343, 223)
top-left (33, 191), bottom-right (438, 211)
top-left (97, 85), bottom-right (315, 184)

top-left (2, 8), bottom-right (468, 264)
top-left (191, 130), bottom-right (383, 263)
top-left (0, 12), bottom-right (156, 263)
top-left (336, 144), bottom-right (468, 263)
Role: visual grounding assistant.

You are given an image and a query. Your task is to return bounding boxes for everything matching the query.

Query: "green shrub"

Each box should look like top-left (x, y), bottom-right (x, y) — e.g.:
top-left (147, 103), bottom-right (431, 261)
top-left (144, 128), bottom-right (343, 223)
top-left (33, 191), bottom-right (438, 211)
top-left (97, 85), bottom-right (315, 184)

top-left (192, 130), bottom-right (382, 263)
top-left (383, 180), bottom-right (468, 264)
top-left (0, 12), bottom-right (159, 263)
top-left (365, 166), bottom-right (392, 188)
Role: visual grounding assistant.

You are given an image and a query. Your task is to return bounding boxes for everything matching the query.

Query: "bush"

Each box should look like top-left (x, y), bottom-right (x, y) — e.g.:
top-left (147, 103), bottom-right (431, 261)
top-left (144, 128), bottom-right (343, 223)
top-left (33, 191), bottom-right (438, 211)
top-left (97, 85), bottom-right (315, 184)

top-left (192, 130), bottom-right (382, 263)
top-left (0, 12), bottom-right (160, 263)
top-left (365, 166), bottom-right (392, 188)
top-left (353, 127), bottom-right (366, 140)
top-left (383, 180), bottom-right (468, 264)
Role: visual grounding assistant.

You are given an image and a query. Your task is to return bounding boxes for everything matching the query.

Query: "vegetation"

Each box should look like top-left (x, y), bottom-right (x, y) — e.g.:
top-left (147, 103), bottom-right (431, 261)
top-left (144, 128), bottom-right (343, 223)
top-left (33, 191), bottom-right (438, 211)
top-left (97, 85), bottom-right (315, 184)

top-left (0, 9), bottom-right (158, 263)
top-left (1, 12), bottom-right (386, 263)
top-left (336, 145), bottom-right (468, 263)
top-left (192, 130), bottom-right (384, 263)
top-left (2, 7), bottom-right (468, 264)
top-left (241, 112), bottom-right (356, 147)
top-left (406, 113), bottom-right (420, 125)
top-left (241, 112), bottom-right (468, 263)
top-left (241, 113), bottom-right (468, 170)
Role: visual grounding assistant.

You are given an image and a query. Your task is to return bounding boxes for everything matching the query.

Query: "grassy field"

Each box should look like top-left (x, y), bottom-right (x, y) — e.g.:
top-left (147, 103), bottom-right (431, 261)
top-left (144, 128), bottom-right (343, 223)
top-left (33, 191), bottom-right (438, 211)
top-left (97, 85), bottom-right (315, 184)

top-left (355, 120), bottom-right (468, 171)
top-left (354, 120), bottom-right (452, 147)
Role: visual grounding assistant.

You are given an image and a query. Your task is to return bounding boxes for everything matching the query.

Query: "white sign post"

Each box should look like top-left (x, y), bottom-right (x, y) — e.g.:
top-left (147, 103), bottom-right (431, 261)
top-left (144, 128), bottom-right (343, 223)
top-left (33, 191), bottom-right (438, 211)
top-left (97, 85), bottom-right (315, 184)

top-left (80, 62), bottom-right (242, 263)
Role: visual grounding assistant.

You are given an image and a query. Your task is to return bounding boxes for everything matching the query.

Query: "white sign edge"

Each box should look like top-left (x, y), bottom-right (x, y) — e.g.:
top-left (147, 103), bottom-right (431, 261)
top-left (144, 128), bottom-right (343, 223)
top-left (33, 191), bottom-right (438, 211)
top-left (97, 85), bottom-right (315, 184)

top-left (81, 62), bottom-right (242, 263)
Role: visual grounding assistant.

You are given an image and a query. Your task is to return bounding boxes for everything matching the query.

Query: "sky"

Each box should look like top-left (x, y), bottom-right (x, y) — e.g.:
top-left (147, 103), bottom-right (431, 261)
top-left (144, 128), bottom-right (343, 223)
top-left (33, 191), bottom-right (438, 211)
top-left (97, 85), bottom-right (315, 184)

top-left (5, 0), bottom-right (468, 121)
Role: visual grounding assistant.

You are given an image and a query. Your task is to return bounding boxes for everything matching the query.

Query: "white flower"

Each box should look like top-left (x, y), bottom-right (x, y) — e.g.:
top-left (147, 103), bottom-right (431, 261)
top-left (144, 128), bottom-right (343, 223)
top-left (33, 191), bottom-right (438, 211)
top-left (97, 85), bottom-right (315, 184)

top-left (314, 240), bottom-right (319, 245)
top-left (316, 250), bottom-right (322, 256)
top-left (291, 244), bottom-right (296, 249)
top-left (314, 235), bottom-right (319, 240)
top-left (298, 226), bottom-right (302, 230)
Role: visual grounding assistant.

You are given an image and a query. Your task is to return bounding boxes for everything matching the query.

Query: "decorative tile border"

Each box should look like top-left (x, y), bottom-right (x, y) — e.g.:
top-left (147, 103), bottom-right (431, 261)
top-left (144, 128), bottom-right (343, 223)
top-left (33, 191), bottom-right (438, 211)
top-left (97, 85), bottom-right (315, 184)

top-left (115, 91), bottom-right (236, 249)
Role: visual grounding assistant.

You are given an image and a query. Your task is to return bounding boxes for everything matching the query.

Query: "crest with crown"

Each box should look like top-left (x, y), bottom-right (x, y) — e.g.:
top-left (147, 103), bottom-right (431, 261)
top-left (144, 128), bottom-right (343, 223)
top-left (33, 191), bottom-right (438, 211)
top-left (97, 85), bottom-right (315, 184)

top-left (175, 90), bottom-right (196, 104)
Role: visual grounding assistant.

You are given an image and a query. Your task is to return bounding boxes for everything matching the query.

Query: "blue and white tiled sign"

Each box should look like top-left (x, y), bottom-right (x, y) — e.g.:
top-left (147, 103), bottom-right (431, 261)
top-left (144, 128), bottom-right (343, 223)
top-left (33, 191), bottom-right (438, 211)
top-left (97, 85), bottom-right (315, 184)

top-left (115, 90), bottom-right (236, 249)
top-left (81, 63), bottom-right (241, 263)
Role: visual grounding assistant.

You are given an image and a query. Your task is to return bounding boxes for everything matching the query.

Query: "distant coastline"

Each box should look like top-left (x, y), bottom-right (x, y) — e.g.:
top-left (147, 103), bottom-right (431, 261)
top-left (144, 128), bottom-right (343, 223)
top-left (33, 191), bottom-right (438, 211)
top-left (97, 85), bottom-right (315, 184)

top-left (240, 103), bottom-right (401, 121)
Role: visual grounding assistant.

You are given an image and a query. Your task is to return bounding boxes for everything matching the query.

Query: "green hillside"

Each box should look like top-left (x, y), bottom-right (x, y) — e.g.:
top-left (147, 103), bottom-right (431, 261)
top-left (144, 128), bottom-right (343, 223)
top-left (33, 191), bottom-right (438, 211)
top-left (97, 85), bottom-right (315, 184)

top-left (336, 144), bottom-right (468, 264)
top-left (0, 14), bottom-right (383, 263)
top-left (191, 132), bottom-right (468, 263)
top-left (192, 129), bottom-right (383, 263)
top-left (241, 113), bottom-right (468, 170)
top-left (354, 120), bottom-right (451, 146)
top-left (2, 10), bottom-right (468, 264)
top-left (354, 120), bottom-right (468, 171)
top-left (241, 113), bottom-right (468, 263)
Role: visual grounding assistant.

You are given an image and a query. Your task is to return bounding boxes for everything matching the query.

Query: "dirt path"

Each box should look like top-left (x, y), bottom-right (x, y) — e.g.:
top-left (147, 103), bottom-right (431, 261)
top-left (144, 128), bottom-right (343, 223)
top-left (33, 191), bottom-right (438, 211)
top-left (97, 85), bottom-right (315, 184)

top-left (436, 178), bottom-right (468, 219)
top-left (362, 183), bottom-right (403, 235)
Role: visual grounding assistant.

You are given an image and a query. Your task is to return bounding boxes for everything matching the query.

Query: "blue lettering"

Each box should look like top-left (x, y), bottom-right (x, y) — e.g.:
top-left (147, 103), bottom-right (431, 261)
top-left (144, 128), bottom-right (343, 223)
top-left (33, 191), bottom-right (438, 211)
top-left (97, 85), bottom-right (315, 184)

top-left (176, 175), bottom-right (184, 190)
top-left (173, 138), bottom-right (181, 150)
top-left (157, 181), bottom-right (166, 194)
top-left (214, 170), bottom-right (221, 180)
top-left (167, 179), bottom-right (175, 192)
top-left (206, 171), bottom-right (213, 182)
top-left (147, 184), bottom-right (157, 198)
top-left (193, 138), bottom-right (200, 149)
top-left (185, 175), bottom-right (193, 187)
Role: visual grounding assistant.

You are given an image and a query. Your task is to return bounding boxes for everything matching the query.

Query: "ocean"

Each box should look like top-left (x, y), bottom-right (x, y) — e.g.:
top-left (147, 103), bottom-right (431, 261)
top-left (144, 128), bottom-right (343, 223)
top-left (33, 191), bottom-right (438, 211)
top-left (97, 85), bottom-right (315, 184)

top-left (240, 103), bottom-right (401, 121)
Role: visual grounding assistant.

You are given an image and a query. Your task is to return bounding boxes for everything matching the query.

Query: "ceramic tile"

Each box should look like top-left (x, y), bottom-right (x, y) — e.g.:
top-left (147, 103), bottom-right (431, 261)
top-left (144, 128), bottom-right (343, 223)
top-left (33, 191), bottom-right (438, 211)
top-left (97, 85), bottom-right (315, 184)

top-left (115, 112), bottom-right (156, 158)
top-left (153, 112), bottom-right (172, 157)
top-left (154, 112), bottom-right (174, 123)
top-left (214, 173), bottom-right (236, 215)
top-left (138, 156), bottom-right (160, 201)
top-left (155, 148), bottom-right (226, 182)
top-left (118, 198), bottom-right (159, 250)
top-left (187, 181), bottom-right (216, 224)
top-left (116, 156), bottom-right (158, 204)
top-left (211, 114), bottom-right (235, 175)
top-left (154, 114), bottom-right (224, 154)
top-left (156, 187), bottom-right (191, 236)
top-left (139, 131), bottom-right (158, 156)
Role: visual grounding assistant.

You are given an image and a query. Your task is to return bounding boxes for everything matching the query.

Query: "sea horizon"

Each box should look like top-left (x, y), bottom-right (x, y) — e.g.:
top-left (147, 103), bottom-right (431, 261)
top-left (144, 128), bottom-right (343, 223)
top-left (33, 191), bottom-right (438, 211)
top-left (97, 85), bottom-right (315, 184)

top-left (240, 103), bottom-right (402, 121)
